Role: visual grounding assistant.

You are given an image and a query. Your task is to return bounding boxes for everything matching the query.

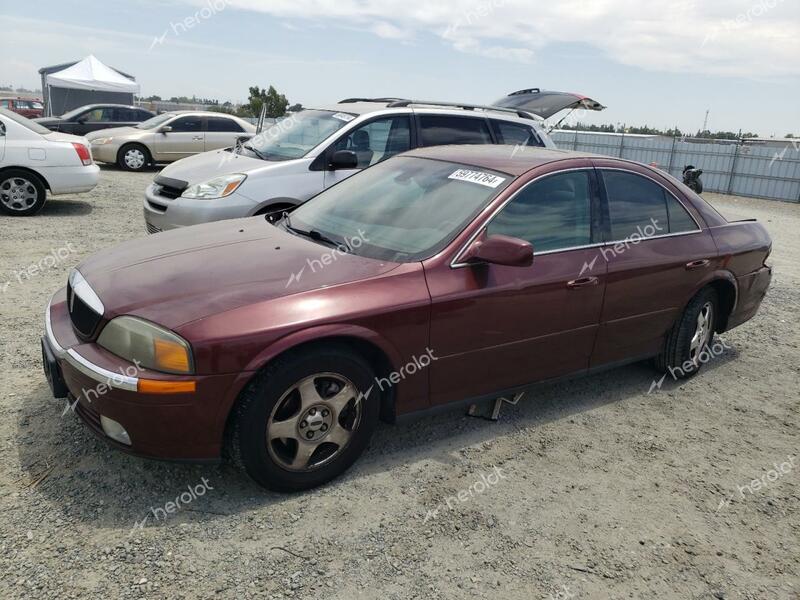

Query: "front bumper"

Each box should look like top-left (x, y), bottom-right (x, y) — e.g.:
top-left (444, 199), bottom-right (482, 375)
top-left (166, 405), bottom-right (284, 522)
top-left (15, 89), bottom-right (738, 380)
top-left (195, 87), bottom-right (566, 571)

top-left (89, 142), bottom-right (119, 164)
top-left (43, 288), bottom-right (242, 461)
top-left (143, 183), bottom-right (258, 232)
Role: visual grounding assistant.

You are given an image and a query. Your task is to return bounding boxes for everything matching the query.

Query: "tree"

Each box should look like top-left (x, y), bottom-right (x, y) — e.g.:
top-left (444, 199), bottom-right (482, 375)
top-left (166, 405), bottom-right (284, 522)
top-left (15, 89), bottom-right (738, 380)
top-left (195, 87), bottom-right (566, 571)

top-left (288, 103), bottom-right (304, 112)
top-left (246, 85), bottom-right (289, 118)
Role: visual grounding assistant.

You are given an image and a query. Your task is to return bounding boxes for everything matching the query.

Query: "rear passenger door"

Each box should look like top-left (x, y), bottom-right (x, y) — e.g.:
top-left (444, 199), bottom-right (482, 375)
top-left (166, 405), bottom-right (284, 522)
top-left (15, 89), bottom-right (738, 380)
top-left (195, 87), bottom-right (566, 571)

top-left (204, 116), bottom-right (246, 151)
top-left (590, 163), bottom-right (718, 367)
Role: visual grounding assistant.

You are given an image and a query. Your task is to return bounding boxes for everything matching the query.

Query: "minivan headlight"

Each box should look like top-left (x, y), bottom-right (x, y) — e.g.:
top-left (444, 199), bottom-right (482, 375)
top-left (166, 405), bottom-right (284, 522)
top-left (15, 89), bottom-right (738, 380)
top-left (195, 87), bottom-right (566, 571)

top-left (97, 316), bottom-right (194, 375)
top-left (182, 174), bottom-right (247, 199)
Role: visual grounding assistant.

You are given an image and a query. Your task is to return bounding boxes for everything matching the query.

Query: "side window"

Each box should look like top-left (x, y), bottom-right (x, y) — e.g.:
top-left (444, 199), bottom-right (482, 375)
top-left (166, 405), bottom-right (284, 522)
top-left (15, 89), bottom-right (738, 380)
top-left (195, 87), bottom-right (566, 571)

top-left (207, 117), bottom-right (244, 133)
top-left (83, 108), bottom-right (115, 122)
top-left (419, 115), bottom-right (492, 146)
top-left (666, 195), bottom-right (699, 233)
top-left (487, 171), bottom-right (593, 253)
top-left (332, 116), bottom-right (411, 168)
top-left (491, 120), bottom-right (543, 147)
top-left (0, 100), bottom-right (10, 108)
top-left (136, 110), bottom-right (153, 120)
top-left (602, 171), bottom-right (698, 239)
top-left (169, 116), bottom-right (203, 132)
top-left (116, 108), bottom-right (138, 121)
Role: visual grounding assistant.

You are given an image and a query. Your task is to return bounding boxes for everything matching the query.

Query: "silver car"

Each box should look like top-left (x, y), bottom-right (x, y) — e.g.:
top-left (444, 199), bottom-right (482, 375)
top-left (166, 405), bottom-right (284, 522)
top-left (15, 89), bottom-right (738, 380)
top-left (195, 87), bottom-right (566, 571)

top-left (142, 91), bottom-right (605, 232)
top-left (86, 111), bottom-right (255, 171)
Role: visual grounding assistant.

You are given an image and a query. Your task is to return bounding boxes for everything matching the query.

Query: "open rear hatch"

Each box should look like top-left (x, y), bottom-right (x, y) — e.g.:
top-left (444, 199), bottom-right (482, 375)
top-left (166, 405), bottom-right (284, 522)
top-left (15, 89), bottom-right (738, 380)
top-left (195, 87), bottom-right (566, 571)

top-left (492, 89), bottom-right (606, 120)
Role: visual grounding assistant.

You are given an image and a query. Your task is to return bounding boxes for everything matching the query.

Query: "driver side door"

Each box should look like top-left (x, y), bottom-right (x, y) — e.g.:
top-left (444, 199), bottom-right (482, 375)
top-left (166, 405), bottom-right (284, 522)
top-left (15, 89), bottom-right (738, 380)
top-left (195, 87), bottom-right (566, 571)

top-left (426, 164), bottom-right (608, 405)
top-left (153, 115), bottom-right (205, 161)
top-left (322, 115), bottom-right (413, 189)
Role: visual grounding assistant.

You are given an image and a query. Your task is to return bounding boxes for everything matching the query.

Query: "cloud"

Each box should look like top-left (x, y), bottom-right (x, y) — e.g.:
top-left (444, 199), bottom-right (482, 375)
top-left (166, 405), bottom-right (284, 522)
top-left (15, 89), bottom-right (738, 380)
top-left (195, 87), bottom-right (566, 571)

top-left (218, 0), bottom-right (799, 78)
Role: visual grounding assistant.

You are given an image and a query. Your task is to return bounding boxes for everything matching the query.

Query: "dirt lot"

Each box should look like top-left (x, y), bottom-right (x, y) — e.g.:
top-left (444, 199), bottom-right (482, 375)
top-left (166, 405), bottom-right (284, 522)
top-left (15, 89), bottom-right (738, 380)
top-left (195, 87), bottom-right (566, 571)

top-left (0, 166), bottom-right (798, 600)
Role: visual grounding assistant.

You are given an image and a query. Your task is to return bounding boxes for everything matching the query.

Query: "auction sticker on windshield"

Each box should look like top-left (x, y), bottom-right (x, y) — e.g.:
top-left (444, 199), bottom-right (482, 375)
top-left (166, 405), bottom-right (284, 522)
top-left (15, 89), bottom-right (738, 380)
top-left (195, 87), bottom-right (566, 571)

top-left (448, 169), bottom-right (506, 188)
top-left (332, 112), bottom-right (356, 122)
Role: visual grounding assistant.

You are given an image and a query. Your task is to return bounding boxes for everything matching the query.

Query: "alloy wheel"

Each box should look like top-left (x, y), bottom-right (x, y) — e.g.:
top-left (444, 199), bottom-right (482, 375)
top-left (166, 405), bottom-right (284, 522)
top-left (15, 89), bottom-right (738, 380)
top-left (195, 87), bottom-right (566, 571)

top-left (689, 301), bottom-right (714, 364)
top-left (0, 177), bottom-right (39, 212)
top-left (266, 372), bottom-right (363, 472)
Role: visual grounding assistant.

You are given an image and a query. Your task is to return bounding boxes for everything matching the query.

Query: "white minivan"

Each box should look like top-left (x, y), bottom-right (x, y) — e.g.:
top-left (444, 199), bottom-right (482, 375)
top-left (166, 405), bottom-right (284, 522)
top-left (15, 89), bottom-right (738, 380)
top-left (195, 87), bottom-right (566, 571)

top-left (0, 108), bottom-right (100, 216)
top-left (143, 90), bottom-right (605, 232)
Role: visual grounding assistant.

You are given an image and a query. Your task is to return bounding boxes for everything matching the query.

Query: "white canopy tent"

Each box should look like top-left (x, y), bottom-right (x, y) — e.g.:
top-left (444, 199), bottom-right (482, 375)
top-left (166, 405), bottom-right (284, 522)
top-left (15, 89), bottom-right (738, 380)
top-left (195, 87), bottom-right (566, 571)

top-left (41, 55), bottom-right (140, 116)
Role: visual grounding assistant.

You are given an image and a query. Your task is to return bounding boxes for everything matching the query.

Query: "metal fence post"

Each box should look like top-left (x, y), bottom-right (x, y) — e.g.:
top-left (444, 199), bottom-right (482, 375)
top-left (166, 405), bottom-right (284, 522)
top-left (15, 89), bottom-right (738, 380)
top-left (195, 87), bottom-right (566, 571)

top-left (573, 128), bottom-right (578, 150)
top-left (619, 130), bottom-right (625, 158)
top-left (667, 135), bottom-right (677, 176)
top-left (727, 140), bottom-right (741, 195)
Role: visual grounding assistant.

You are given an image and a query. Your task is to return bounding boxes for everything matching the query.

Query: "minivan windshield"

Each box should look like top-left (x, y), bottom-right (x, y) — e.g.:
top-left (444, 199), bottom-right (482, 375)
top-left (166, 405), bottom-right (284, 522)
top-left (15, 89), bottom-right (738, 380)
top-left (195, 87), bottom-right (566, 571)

top-left (286, 156), bottom-right (513, 262)
top-left (245, 109), bottom-right (355, 161)
top-left (136, 113), bottom-right (175, 129)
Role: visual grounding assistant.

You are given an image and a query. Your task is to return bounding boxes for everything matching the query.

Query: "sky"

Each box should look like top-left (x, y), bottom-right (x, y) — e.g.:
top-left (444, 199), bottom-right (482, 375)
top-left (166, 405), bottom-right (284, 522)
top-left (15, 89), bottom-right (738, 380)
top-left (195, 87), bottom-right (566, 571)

top-left (1, 0), bottom-right (798, 136)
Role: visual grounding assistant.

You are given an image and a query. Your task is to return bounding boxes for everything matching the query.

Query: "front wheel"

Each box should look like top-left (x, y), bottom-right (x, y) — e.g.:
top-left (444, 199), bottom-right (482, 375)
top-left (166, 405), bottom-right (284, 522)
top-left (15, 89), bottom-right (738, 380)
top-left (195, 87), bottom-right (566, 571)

top-left (655, 287), bottom-right (718, 378)
top-left (228, 345), bottom-right (379, 492)
top-left (118, 144), bottom-right (151, 171)
top-left (0, 170), bottom-right (47, 216)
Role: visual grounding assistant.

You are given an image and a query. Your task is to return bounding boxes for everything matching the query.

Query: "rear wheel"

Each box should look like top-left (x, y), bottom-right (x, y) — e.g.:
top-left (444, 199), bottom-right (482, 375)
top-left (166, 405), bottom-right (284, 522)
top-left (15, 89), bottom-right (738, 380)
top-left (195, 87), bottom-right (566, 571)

top-left (0, 170), bottom-right (46, 216)
top-left (655, 287), bottom-right (718, 378)
top-left (118, 144), bottom-right (150, 171)
top-left (228, 345), bottom-right (379, 491)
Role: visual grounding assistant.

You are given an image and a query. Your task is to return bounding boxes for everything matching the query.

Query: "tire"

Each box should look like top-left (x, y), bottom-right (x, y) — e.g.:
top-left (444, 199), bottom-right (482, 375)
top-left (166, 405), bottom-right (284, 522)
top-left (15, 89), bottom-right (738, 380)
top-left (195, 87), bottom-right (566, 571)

top-left (0, 169), bottom-right (47, 216)
top-left (118, 144), bottom-right (151, 171)
top-left (227, 344), bottom-right (379, 492)
top-left (654, 287), bottom-right (718, 378)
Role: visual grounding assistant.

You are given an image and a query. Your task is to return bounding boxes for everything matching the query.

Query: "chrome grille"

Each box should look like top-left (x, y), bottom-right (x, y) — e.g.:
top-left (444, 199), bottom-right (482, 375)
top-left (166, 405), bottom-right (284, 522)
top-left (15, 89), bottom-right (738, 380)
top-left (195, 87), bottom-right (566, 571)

top-left (146, 222), bottom-right (162, 235)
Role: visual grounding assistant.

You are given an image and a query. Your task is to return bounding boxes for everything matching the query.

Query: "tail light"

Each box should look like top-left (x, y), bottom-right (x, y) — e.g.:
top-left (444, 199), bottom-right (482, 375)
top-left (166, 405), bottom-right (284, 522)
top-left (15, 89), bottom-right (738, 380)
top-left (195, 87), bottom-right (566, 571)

top-left (71, 142), bottom-right (93, 166)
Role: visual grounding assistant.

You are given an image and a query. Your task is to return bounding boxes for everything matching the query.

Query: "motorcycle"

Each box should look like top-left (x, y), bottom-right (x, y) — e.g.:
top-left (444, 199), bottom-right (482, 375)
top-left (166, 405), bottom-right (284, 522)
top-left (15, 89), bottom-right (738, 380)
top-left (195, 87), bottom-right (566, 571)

top-left (683, 165), bottom-right (704, 194)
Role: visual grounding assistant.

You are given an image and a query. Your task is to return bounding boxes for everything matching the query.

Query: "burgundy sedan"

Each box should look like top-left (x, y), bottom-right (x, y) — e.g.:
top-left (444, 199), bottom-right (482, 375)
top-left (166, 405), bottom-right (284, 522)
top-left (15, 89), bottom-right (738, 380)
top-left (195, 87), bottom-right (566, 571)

top-left (42, 146), bottom-right (772, 491)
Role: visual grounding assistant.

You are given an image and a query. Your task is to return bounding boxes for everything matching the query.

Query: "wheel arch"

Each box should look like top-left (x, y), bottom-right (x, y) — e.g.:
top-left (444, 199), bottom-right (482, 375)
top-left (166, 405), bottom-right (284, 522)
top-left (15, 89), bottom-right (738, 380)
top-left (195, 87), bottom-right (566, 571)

top-left (250, 197), bottom-right (302, 217)
top-left (684, 270), bottom-right (738, 333)
top-left (219, 326), bottom-right (402, 451)
top-left (0, 166), bottom-right (50, 190)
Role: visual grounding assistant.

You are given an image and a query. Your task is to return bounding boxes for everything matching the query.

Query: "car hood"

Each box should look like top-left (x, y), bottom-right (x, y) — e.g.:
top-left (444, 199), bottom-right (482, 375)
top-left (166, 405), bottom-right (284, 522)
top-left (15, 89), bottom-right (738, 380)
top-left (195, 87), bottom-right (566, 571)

top-left (493, 88), bottom-right (606, 120)
top-left (75, 217), bottom-right (401, 331)
top-left (85, 126), bottom-right (140, 140)
top-left (158, 148), bottom-right (271, 184)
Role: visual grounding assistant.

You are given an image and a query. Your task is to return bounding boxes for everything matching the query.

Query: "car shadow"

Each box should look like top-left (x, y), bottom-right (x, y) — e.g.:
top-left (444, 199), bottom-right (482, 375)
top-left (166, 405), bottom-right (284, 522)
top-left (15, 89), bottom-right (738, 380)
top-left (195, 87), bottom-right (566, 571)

top-left (98, 163), bottom-right (163, 173)
top-left (14, 346), bottom-right (740, 531)
top-left (36, 199), bottom-right (94, 217)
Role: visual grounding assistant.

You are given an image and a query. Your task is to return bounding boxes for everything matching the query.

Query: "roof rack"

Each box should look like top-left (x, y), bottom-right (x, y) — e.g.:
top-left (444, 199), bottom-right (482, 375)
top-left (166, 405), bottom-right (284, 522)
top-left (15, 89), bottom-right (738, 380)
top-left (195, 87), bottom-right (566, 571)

top-left (338, 97), bottom-right (410, 104)
top-left (385, 99), bottom-right (537, 120)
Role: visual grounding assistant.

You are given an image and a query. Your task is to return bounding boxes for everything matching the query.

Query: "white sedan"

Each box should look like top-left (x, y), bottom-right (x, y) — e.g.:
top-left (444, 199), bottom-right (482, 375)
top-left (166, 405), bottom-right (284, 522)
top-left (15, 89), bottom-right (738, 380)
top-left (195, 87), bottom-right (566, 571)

top-left (0, 108), bottom-right (100, 216)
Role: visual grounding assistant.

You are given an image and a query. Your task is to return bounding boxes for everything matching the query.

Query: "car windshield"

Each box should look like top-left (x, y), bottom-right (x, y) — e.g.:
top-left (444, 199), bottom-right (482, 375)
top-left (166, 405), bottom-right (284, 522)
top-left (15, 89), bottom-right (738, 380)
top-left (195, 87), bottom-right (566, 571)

top-left (286, 156), bottom-right (513, 262)
top-left (136, 113), bottom-right (176, 129)
top-left (245, 109), bottom-right (355, 161)
top-left (0, 108), bottom-right (51, 135)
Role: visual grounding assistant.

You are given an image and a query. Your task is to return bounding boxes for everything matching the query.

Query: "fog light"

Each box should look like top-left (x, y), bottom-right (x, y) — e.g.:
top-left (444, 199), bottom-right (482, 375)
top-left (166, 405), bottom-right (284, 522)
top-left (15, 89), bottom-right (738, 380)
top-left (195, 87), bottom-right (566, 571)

top-left (100, 415), bottom-right (132, 446)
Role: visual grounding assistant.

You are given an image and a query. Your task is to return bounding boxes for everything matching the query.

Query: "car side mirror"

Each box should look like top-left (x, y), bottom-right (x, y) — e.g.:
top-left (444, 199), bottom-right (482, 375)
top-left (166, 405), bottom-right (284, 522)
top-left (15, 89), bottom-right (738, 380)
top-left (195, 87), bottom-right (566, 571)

top-left (0, 123), bottom-right (5, 137)
top-left (330, 150), bottom-right (358, 170)
top-left (463, 234), bottom-right (533, 267)
top-left (159, 125), bottom-right (173, 133)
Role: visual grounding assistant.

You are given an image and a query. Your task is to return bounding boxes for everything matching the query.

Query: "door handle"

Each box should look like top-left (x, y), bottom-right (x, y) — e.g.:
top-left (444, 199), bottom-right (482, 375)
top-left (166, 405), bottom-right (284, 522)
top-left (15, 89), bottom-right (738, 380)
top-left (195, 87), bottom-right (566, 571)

top-left (685, 259), bottom-right (710, 270)
top-left (566, 276), bottom-right (599, 289)
top-left (192, 136), bottom-right (203, 141)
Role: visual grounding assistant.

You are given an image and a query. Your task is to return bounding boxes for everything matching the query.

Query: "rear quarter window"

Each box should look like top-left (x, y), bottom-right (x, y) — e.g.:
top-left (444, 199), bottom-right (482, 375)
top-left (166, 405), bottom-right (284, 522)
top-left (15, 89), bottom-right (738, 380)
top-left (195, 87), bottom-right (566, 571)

top-left (491, 120), bottom-right (543, 147)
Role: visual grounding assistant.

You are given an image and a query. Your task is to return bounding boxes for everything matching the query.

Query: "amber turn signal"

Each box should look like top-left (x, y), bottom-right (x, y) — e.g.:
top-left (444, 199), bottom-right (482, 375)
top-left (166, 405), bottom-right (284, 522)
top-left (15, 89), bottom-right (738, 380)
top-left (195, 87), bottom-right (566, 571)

top-left (137, 379), bottom-right (197, 394)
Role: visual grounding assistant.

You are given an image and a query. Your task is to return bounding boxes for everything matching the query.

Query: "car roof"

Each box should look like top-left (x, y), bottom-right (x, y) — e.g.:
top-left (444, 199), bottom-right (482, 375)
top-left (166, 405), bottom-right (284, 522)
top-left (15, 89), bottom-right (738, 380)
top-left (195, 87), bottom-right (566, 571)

top-left (74, 104), bottom-right (146, 110)
top-left (309, 100), bottom-right (544, 123)
top-left (403, 145), bottom-right (600, 176)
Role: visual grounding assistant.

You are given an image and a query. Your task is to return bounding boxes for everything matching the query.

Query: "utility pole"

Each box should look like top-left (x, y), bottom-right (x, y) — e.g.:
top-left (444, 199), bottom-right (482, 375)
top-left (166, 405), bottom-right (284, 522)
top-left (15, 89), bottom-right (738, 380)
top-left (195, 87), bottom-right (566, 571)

top-left (702, 109), bottom-right (710, 133)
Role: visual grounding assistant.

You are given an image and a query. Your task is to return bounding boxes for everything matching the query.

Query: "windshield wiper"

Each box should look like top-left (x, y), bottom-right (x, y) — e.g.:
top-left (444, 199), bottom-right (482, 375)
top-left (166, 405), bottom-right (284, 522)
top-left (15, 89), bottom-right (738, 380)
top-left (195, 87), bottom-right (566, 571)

top-left (243, 142), bottom-right (267, 160)
top-left (283, 215), bottom-right (348, 251)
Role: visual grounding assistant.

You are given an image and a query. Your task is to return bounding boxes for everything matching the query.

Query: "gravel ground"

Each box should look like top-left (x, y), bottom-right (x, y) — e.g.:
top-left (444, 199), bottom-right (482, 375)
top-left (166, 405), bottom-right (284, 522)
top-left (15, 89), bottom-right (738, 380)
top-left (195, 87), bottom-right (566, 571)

top-left (0, 165), bottom-right (798, 600)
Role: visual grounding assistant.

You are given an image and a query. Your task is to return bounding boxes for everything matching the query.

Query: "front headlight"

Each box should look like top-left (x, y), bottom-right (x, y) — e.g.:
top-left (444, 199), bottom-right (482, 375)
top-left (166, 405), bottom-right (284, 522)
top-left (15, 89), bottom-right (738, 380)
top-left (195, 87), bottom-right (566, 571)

top-left (92, 137), bottom-right (113, 145)
top-left (182, 174), bottom-right (247, 199)
top-left (97, 316), bottom-right (194, 375)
